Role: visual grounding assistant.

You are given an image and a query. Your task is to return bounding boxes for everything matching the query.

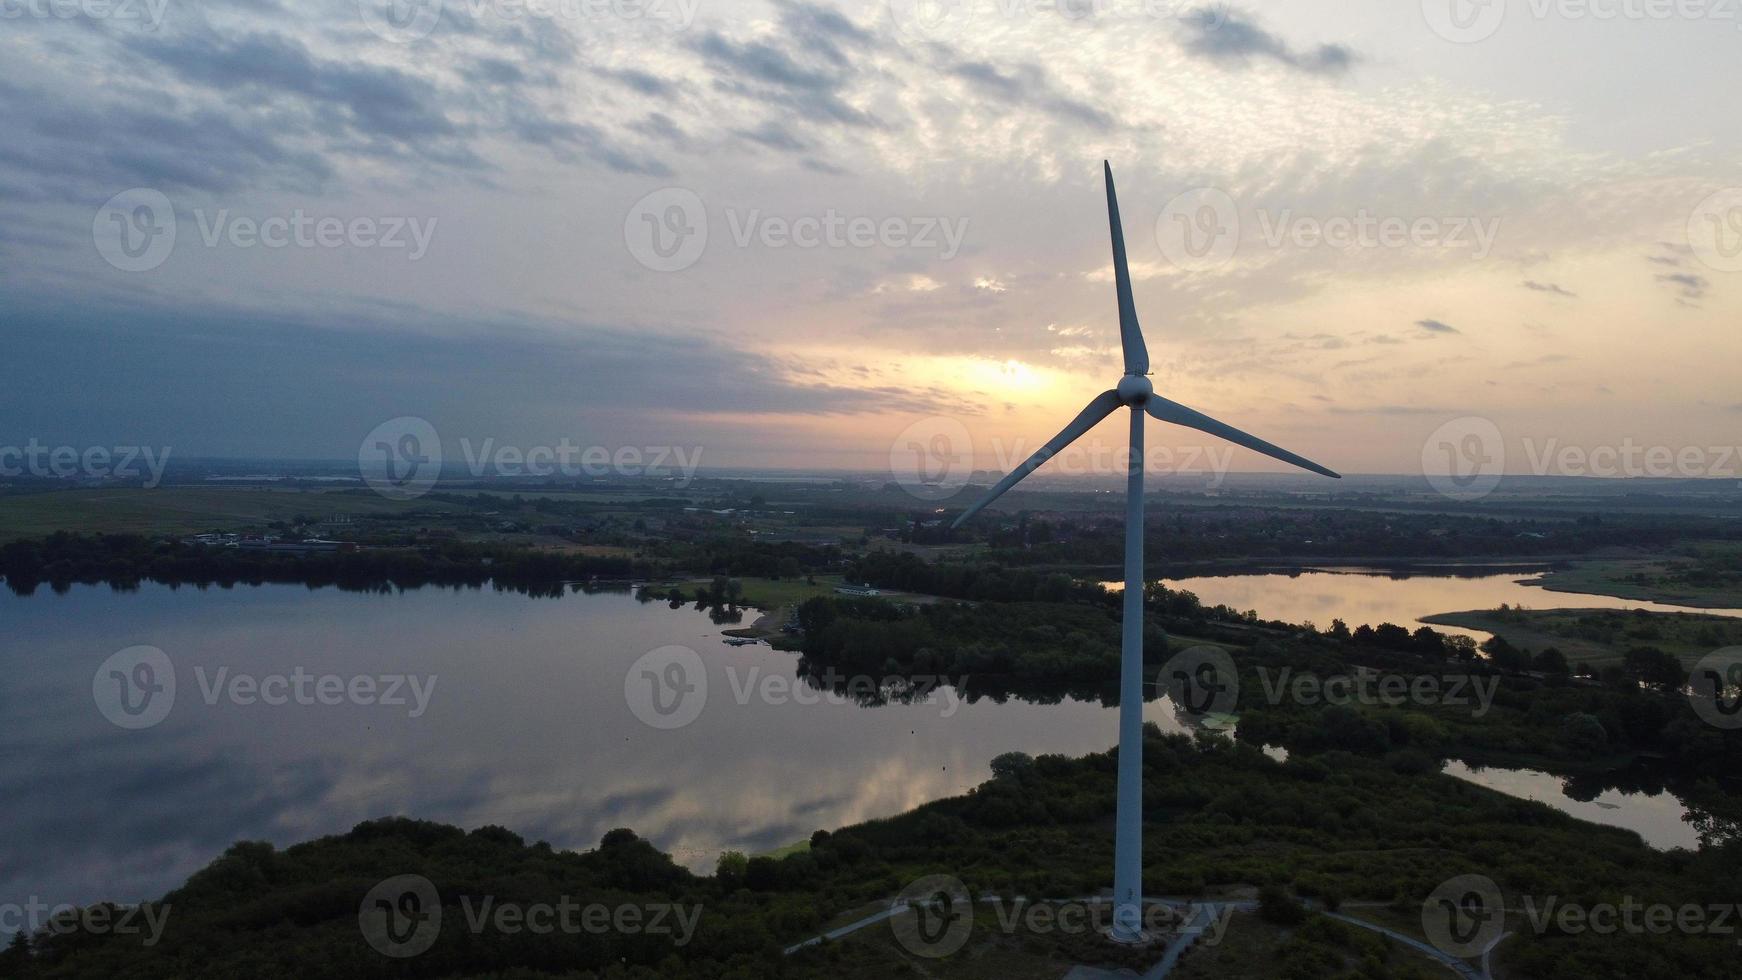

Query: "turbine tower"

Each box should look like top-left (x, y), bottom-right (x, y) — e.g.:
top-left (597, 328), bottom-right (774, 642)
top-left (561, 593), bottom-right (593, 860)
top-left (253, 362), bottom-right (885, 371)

top-left (951, 162), bottom-right (1341, 944)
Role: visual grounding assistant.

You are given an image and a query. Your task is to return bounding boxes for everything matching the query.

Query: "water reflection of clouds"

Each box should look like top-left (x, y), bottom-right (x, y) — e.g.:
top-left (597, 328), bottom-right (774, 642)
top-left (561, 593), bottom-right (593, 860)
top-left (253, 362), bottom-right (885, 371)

top-left (4, 581), bottom-right (1160, 920)
top-left (1443, 761), bottom-right (1697, 851)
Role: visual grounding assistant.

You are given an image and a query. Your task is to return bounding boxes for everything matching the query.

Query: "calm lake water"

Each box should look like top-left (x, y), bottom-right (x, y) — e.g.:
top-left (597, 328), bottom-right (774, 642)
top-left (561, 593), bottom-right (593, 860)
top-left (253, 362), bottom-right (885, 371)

top-left (2, 573), bottom-right (1719, 918)
top-left (2, 583), bottom-right (1199, 916)
top-left (1131, 568), bottom-right (1742, 640)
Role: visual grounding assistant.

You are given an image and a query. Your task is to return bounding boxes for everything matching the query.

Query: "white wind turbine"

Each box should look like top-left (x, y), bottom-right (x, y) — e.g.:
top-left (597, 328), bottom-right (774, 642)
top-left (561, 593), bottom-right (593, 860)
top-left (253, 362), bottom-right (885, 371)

top-left (951, 162), bottom-right (1341, 944)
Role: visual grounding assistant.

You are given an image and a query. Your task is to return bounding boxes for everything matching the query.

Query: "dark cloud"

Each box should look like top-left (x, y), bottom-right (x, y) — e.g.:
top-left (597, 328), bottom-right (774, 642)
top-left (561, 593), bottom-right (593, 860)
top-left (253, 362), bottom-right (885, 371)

top-left (505, 113), bottom-right (672, 176)
top-left (630, 113), bottom-right (690, 149)
top-left (691, 30), bottom-right (882, 129)
top-left (0, 86), bottom-right (337, 198)
top-left (596, 67), bottom-right (680, 98)
top-left (465, 58), bottom-right (526, 86)
top-left (125, 31), bottom-right (463, 145)
top-left (113, 27), bottom-right (670, 179)
top-left (0, 300), bottom-right (959, 457)
top-left (1656, 272), bottom-right (1709, 303)
top-left (947, 60), bottom-right (1115, 130)
top-left (1415, 319), bottom-right (1459, 334)
top-left (1181, 9), bottom-right (1358, 75)
top-left (1521, 280), bottom-right (1577, 297)
top-left (774, 0), bottom-right (880, 64)
top-left (734, 121), bottom-right (811, 152)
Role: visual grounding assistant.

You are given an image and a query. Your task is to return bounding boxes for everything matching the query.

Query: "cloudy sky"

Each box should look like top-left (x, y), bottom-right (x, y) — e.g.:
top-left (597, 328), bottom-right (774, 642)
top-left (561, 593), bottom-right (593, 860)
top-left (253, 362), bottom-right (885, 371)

top-left (2, 0), bottom-right (1738, 476)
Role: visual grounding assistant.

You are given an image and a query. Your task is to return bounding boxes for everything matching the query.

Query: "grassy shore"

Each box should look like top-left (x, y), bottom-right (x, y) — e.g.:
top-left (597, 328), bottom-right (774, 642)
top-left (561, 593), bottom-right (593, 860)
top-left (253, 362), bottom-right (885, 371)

top-left (1422, 606), bottom-right (1742, 667)
top-left (1530, 546), bottom-right (1742, 610)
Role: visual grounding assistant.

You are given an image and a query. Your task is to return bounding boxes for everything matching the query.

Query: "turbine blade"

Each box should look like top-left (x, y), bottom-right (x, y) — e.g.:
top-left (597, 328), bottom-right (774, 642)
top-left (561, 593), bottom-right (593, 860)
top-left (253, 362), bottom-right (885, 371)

top-left (1105, 161), bottom-right (1149, 376)
top-left (1146, 395), bottom-right (1341, 479)
top-left (951, 390), bottom-right (1123, 528)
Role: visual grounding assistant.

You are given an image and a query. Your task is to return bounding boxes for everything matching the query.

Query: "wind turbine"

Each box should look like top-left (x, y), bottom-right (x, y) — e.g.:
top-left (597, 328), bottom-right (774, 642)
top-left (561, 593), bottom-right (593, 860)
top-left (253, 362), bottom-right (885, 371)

top-left (950, 162), bottom-right (1341, 944)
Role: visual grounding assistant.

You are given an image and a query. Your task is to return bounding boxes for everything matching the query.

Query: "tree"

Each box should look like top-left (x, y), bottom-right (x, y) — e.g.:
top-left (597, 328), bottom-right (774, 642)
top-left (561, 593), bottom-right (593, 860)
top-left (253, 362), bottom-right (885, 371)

top-left (1623, 646), bottom-right (1686, 693)
top-left (1483, 635), bottom-right (1532, 674)
top-left (716, 851), bottom-right (748, 889)
top-left (1259, 885), bottom-right (1306, 925)
top-left (989, 752), bottom-right (1034, 780)
top-left (1533, 647), bottom-right (1571, 676)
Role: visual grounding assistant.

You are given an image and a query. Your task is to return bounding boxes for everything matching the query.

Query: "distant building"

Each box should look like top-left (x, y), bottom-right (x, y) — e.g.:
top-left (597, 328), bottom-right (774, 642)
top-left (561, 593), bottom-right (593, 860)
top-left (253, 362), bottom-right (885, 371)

top-left (834, 584), bottom-right (881, 597)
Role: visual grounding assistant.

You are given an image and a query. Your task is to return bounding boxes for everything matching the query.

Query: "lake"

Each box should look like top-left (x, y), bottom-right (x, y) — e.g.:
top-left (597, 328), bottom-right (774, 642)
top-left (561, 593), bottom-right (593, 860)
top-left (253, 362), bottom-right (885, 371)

top-left (1, 575), bottom-right (1717, 920)
top-left (1, 583), bottom-right (1200, 916)
top-left (1118, 568), bottom-right (1742, 640)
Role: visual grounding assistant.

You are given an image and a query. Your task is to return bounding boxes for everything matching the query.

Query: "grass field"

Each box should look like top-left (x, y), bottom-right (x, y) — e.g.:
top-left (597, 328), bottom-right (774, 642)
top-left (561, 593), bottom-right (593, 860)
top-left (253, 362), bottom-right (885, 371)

top-left (1422, 606), bottom-right (1742, 667)
top-left (670, 575), bottom-right (843, 609)
top-left (0, 487), bottom-right (469, 542)
top-left (1533, 544), bottom-right (1742, 609)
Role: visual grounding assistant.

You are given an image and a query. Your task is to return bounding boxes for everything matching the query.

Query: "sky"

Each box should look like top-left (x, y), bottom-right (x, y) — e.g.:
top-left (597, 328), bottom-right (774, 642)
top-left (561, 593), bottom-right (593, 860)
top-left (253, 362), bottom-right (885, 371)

top-left (2, 0), bottom-right (1739, 479)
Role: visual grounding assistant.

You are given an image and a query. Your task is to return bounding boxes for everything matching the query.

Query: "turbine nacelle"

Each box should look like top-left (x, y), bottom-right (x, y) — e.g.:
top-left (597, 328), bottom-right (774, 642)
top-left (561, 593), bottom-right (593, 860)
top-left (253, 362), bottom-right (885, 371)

top-left (1115, 374), bottom-right (1153, 407)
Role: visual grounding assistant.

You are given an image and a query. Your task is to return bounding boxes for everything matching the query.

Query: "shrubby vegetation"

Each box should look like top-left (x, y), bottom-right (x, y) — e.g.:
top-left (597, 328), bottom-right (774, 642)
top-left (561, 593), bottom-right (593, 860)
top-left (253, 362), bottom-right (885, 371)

top-left (9, 737), bottom-right (1737, 978)
top-left (0, 532), bottom-right (838, 599)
